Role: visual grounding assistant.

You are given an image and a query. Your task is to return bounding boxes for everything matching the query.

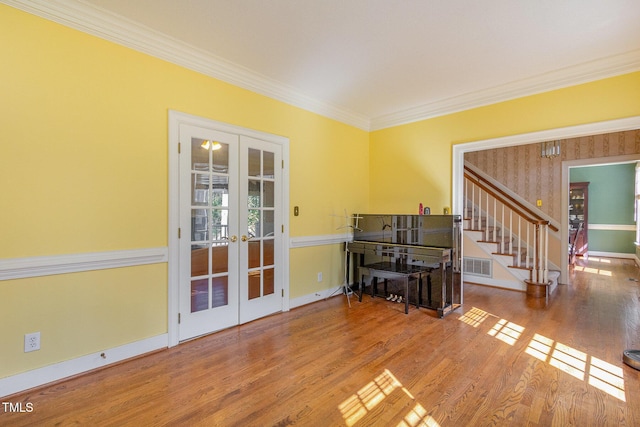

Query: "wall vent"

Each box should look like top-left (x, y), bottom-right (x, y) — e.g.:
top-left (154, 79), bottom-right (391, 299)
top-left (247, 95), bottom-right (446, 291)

top-left (464, 257), bottom-right (492, 278)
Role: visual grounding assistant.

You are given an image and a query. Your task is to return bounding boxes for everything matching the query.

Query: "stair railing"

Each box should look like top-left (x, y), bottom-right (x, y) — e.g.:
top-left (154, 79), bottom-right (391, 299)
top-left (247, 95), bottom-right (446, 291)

top-left (464, 166), bottom-right (558, 284)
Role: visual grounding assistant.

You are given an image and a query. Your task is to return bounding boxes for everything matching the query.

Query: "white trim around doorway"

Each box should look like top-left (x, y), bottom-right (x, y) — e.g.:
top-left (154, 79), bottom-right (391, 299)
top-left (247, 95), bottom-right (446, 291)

top-left (453, 115), bottom-right (640, 285)
top-left (167, 110), bottom-right (290, 347)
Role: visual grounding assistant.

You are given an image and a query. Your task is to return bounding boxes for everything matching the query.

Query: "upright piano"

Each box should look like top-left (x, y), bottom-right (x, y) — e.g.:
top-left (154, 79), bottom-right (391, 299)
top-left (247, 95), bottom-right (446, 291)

top-left (347, 214), bottom-right (462, 317)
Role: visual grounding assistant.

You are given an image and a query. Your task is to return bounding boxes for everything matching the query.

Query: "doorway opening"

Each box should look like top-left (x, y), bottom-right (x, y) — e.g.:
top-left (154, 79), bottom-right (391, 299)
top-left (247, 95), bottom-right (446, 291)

top-left (453, 116), bottom-right (640, 286)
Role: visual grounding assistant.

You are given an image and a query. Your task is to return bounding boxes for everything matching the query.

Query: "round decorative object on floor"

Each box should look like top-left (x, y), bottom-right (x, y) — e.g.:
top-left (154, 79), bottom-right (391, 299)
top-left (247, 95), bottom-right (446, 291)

top-left (623, 349), bottom-right (640, 371)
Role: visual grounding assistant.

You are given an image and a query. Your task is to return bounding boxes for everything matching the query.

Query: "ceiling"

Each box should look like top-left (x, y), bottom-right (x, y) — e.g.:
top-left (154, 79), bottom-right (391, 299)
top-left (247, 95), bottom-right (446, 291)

top-left (9, 0), bottom-right (640, 130)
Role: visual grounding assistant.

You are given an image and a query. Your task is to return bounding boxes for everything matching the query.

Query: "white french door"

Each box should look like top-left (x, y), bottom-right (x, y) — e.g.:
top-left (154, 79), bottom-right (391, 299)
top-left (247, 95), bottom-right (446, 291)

top-left (239, 136), bottom-right (283, 324)
top-left (177, 123), bottom-right (284, 341)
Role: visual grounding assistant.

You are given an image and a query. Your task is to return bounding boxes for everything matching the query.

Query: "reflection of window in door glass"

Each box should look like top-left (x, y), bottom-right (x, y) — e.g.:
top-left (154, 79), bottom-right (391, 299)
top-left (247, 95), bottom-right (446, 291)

top-left (248, 209), bottom-right (260, 238)
top-left (248, 148), bottom-right (261, 177)
top-left (264, 210), bottom-right (274, 236)
top-left (264, 151), bottom-right (274, 178)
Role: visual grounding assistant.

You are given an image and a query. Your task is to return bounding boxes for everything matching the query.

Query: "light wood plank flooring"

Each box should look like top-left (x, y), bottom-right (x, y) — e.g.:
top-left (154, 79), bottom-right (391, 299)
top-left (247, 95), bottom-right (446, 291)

top-left (2, 257), bottom-right (640, 426)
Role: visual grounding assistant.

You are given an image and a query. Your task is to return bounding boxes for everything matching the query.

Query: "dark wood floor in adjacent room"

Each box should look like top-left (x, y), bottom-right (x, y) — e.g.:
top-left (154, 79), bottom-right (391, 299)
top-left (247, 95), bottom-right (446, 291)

top-left (2, 257), bottom-right (640, 426)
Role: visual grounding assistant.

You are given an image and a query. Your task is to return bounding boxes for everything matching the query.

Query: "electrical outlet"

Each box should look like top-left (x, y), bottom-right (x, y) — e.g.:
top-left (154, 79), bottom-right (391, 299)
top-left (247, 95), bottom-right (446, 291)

top-left (317, 272), bottom-right (323, 282)
top-left (24, 332), bottom-right (40, 352)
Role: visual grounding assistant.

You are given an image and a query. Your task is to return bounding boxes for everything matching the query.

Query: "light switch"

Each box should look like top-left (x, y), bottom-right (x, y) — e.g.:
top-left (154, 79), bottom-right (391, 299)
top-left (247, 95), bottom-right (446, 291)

top-left (536, 199), bottom-right (542, 207)
top-left (294, 206), bottom-right (299, 216)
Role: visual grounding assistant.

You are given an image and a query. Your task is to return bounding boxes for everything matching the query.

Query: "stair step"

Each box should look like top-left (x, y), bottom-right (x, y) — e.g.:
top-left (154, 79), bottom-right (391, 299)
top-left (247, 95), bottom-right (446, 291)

top-left (493, 251), bottom-right (529, 258)
top-left (479, 237), bottom-right (511, 244)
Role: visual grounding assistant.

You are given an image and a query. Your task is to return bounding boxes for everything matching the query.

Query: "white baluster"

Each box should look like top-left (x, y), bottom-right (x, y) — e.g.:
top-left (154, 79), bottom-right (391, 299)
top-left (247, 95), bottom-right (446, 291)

top-left (533, 224), bottom-right (537, 282)
top-left (544, 224), bottom-right (549, 283)
top-left (526, 222), bottom-right (530, 269)
top-left (517, 217), bottom-right (521, 267)
top-left (493, 198), bottom-right (497, 242)
top-left (509, 211), bottom-right (513, 256)
top-left (464, 178), bottom-right (468, 225)
top-left (537, 225), bottom-right (543, 282)
top-left (501, 203), bottom-right (505, 252)
top-left (474, 187), bottom-right (482, 230)
top-left (485, 191), bottom-right (489, 241)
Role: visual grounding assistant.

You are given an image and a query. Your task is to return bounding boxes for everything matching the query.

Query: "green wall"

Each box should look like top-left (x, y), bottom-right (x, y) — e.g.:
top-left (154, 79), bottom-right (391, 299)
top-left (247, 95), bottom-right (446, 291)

top-left (570, 163), bottom-right (636, 253)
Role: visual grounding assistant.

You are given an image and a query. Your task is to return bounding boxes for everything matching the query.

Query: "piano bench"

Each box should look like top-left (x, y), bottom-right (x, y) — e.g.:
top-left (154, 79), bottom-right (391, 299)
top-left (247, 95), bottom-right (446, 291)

top-left (357, 262), bottom-right (433, 314)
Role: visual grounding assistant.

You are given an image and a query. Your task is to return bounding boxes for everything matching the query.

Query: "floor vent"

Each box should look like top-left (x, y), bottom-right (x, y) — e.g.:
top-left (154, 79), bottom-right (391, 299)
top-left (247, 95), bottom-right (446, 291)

top-left (464, 257), bottom-right (492, 278)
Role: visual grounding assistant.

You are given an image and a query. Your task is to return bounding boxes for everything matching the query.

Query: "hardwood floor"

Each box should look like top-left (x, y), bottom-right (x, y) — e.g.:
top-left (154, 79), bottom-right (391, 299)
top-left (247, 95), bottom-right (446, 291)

top-left (2, 257), bottom-right (640, 426)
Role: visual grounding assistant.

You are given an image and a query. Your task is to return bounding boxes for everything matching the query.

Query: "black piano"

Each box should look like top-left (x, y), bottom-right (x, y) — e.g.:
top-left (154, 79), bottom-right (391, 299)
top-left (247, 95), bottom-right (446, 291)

top-left (347, 214), bottom-right (462, 317)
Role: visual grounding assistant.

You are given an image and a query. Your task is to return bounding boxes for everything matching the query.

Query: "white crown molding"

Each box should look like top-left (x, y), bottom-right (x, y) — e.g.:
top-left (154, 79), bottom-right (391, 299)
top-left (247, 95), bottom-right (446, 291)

top-left (3, 0), bottom-right (371, 131)
top-left (0, 247), bottom-right (168, 281)
top-left (4, 0), bottom-right (640, 133)
top-left (370, 49), bottom-right (640, 131)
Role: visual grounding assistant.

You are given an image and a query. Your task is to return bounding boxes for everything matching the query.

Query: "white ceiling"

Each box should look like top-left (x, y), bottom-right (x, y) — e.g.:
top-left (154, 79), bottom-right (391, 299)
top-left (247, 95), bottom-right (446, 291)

top-left (9, 0), bottom-right (640, 130)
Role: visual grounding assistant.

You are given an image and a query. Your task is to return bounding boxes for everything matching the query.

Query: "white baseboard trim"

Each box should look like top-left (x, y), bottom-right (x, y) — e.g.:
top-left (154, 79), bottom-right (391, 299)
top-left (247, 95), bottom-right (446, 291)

top-left (0, 334), bottom-right (168, 398)
top-left (289, 285), bottom-right (348, 309)
top-left (0, 247), bottom-right (168, 281)
top-left (464, 275), bottom-right (526, 292)
top-left (588, 251), bottom-right (637, 259)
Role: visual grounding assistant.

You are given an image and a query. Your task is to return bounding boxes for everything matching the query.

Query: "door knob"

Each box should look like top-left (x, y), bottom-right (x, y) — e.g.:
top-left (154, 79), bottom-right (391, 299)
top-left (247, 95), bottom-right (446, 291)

top-left (229, 235), bottom-right (237, 242)
top-left (241, 235), bottom-right (253, 242)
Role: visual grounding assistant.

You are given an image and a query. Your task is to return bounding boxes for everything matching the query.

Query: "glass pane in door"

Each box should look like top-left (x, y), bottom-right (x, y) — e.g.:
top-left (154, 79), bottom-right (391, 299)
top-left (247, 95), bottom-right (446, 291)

top-left (248, 240), bottom-right (261, 269)
top-left (243, 145), bottom-right (279, 302)
top-left (248, 271), bottom-right (261, 300)
top-left (264, 239), bottom-right (274, 266)
top-left (263, 151), bottom-right (275, 178)
top-left (248, 148), bottom-right (261, 177)
top-left (246, 148), bottom-right (263, 299)
top-left (190, 278), bottom-right (208, 313)
top-left (238, 135), bottom-right (282, 325)
top-left (190, 137), bottom-right (231, 313)
top-left (211, 276), bottom-right (229, 308)
top-left (264, 267), bottom-right (275, 296)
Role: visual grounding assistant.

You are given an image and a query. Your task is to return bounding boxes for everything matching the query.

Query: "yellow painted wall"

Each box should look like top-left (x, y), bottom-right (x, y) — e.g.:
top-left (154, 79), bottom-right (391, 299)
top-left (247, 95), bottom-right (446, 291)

top-left (370, 71), bottom-right (640, 273)
top-left (369, 72), bottom-right (640, 214)
top-left (0, 5), bottom-right (368, 379)
top-left (1, 265), bottom-right (166, 375)
top-left (290, 245), bottom-right (345, 298)
top-left (2, 3), bottom-right (640, 383)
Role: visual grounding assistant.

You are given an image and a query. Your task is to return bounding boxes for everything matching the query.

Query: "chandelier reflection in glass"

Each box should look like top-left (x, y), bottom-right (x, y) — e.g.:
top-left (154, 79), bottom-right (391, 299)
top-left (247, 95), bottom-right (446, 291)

top-left (540, 140), bottom-right (561, 158)
top-left (201, 140), bottom-right (222, 150)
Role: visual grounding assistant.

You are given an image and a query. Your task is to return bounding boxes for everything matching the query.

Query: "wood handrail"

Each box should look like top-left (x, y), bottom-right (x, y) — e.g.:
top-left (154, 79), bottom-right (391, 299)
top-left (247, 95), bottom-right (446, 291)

top-left (465, 174), bottom-right (541, 226)
top-left (464, 167), bottom-right (559, 232)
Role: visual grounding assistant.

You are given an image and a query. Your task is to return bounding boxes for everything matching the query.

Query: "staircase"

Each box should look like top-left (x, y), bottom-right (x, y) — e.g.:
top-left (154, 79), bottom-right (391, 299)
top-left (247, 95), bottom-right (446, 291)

top-left (463, 165), bottom-right (560, 297)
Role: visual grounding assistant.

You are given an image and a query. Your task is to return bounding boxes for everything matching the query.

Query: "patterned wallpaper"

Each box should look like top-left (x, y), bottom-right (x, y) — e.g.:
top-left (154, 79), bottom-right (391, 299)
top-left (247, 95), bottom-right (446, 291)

top-left (464, 129), bottom-right (640, 224)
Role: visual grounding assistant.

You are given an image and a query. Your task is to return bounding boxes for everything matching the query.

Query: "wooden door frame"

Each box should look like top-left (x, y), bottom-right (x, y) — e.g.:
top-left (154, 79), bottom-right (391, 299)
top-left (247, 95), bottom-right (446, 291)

top-left (453, 116), bottom-right (640, 286)
top-left (168, 110), bottom-right (290, 347)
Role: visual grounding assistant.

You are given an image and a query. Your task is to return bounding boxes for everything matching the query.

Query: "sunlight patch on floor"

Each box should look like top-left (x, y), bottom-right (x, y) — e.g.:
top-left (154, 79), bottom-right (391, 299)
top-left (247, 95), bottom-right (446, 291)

top-left (459, 306), bottom-right (491, 327)
top-left (573, 265), bottom-right (612, 276)
top-left (339, 369), bottom-right (400, 425)
top-left (524, 334), bottom-right (626, 402)
top-left (586, 257), bottom-right (611, 264)
top-left (339, 369), bottom-right (441, 427)
top-left (549, 341), bottom-right (587, 381)
top-left (467, 305), bottom-right (628, 403)
top-left (589, 356), bottom-right (626, 402)
top-left (525, 333), bottom-right (554, 361)
top-left (487, 319), bottom-right (524, 345)
top-left (397, 403), bottom-right (441, 427)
